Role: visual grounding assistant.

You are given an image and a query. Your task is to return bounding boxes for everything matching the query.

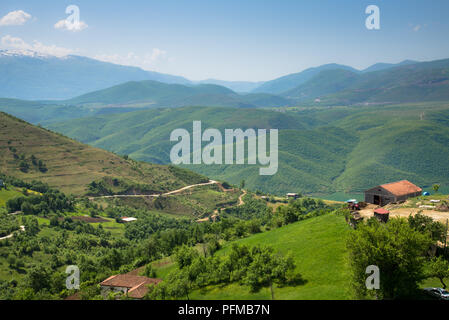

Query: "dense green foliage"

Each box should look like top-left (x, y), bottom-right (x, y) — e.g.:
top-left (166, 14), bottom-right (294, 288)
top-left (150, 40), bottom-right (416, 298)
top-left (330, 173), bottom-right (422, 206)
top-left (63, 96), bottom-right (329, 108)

top-left (48, 102), bottom-right (449, 195)
top-left (148, 244), bottom-right (300, 300)
top-left (0, 208), bottom-right (20, 237)
top-left (347, 216), bottom-right (446, 299)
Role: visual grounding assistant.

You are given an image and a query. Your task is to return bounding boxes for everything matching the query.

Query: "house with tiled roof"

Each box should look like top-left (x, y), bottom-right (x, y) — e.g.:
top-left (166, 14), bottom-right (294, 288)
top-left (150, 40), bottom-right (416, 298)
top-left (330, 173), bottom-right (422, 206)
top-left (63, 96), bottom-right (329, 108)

top-left (100, 274), bottom-right (162, 299)
top-left (364, 180), bottom-right (422, 206)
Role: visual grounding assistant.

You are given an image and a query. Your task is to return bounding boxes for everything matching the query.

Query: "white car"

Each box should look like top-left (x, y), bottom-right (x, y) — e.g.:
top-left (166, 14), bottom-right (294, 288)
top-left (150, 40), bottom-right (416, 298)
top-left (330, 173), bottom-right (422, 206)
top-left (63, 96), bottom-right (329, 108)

top-left (424, 287), bottom-right (449, 300)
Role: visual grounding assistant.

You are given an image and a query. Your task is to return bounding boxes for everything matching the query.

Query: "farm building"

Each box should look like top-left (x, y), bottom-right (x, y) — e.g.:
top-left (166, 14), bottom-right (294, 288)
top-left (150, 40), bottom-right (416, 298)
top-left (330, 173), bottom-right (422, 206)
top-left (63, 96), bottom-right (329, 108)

top-left (374, 208), bottom-right (390, 223)
top-left (100, 274), bottom-right (162, 299)
top-left (364, 180), bottom-right (422, 206)
top-left (121, 217), bottom-right (137, 223)
top-left (286, 193), bottom-right (299, 199)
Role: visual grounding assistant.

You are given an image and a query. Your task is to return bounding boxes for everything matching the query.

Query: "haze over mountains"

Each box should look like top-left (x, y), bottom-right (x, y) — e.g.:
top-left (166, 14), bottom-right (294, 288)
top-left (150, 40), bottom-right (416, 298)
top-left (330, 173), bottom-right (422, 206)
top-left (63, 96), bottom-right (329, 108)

top-left (0, 50), bottom-right (191, 100)
top-left (0, 49), bottom-right (437, 102)
top-left (2, 50), bottom-right (449, 196)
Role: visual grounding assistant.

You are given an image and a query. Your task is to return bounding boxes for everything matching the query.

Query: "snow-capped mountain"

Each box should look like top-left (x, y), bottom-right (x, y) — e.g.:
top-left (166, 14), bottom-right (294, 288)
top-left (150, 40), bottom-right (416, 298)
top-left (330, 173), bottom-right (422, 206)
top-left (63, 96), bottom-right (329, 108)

top-left (0, 50), bottom-right (191, 100)
top-left (0, 49), bottom-right (64, 59)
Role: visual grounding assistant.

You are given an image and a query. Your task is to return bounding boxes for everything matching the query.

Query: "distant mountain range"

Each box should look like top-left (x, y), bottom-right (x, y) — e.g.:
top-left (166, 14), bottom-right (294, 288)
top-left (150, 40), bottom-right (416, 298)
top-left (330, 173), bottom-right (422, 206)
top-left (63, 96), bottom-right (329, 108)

top-left (0, 49), bottom-right (191, 100)
top-left (62, 57), bottom-right (449, 107)
top-left (283, 58), bottom-right (449, 105)
top-left (0, 49), bottom-right (438, 102)
top-left (195, 79), bottom-right (264, 93)
top-left (251, 60), bottom-right (419, 95)
top-left (64, 80), bottom-right (294, 109)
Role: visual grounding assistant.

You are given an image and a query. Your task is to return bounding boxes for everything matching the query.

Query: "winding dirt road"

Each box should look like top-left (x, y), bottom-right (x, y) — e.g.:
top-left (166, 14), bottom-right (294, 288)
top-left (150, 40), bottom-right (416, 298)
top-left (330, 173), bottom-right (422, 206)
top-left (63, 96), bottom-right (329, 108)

top-left (88, 180), bottom-right (218, 200)
top-left (0, 225), bottom-right (25, 241)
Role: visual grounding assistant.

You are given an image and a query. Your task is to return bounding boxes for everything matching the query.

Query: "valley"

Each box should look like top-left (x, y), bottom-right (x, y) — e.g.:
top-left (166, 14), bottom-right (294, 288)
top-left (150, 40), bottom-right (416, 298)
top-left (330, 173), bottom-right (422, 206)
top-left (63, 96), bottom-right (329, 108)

top-left (45, 101), bottom-right (449, 196)
top-left (1, 46), bottom-right (449, 302)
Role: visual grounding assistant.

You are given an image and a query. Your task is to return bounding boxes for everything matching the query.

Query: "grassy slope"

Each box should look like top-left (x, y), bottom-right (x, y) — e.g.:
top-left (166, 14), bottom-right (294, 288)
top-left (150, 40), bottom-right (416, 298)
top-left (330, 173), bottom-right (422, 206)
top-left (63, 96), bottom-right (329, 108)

top-left (154, 213), bottom-right (352, 300)
top-left (48, 102), bottom-right (449, 195)
top-left (0, 188), bottom-right (22, 207)
top-left (0, 112), bottom-right (207, 195)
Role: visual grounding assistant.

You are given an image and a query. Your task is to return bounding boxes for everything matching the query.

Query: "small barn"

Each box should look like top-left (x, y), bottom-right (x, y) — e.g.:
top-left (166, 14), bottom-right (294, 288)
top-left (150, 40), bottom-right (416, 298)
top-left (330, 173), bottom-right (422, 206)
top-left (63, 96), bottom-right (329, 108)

top-left (374, 208), bottom-right (390, 223)
top-left (364, 180), bottom-right (422, 206)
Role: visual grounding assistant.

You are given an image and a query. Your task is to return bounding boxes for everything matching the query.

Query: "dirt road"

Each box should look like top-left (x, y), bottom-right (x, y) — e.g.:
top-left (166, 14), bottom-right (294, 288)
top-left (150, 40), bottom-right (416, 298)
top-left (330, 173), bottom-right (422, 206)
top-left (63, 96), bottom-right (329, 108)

top-left (0, 225), bottom-right (25, 241)
top-left (88, 180), bottom-right (218, 200)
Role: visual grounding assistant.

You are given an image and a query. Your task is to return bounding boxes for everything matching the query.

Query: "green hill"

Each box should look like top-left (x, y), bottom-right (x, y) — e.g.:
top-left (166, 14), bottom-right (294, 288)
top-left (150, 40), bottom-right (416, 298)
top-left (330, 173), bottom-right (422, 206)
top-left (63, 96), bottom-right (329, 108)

top-left (47, 102), bottom-right (449, 195)
top-left (252, 63), bottom-right (359, 95)
top-left (284, 58), bottom-right (449, 105)
top-left (65, 80), bottom-right (293, 109)
top-left (154, 213), bottom-right (352, 300)
top-left (0, 112), bottom-right (207, 195)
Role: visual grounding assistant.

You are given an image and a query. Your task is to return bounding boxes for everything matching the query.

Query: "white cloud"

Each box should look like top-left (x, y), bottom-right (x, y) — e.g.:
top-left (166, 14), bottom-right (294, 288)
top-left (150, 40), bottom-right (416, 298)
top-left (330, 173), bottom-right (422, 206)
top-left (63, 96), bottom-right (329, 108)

top-left (1, 35), bottom-right (73, 57)
top-left (94, 49), bottom-right (169, 70)
top-left (147, 48), bottom-right (167, 63)
top-left (54, 19), bottom-right (88, 32)
top-left (0, 10), bottom-right (32, 26)
top-left (410, 23), bottom-right (427, 32)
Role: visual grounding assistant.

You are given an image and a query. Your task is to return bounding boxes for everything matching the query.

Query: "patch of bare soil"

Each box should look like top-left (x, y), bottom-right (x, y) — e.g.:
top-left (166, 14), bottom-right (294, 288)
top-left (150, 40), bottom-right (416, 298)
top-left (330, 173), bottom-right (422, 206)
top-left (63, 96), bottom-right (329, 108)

top-left (358, 205), bottom-right (449, 223)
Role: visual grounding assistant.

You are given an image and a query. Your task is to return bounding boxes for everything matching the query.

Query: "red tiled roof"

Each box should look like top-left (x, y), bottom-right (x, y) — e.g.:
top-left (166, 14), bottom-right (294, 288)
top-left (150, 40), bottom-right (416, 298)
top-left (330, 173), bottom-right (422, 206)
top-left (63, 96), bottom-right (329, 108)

top-left (380, 180), bottom-right (422, 197)
top-left (374, 208), bottom-right (390, 215)
top-left (100, 274), bottom-right (162, 299)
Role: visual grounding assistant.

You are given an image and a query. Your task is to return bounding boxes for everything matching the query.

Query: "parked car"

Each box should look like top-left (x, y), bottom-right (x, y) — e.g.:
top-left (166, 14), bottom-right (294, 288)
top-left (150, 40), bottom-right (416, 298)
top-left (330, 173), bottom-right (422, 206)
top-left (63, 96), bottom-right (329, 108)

top-left (424, 287), bottom-right (449, 300)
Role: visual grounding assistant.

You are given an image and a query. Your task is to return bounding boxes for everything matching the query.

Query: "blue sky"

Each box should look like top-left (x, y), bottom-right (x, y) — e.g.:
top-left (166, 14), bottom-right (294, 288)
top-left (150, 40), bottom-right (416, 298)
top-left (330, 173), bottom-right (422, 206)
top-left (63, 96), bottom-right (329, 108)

top-left (1, 0), bottom-right (449, 81)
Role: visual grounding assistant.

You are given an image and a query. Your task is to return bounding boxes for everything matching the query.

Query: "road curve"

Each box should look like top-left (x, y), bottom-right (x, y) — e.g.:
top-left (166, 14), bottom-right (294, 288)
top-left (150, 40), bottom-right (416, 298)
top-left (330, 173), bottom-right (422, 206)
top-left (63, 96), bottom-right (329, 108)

top-left (88, 180), bottom-right (218, 200)
top-left (0, 225), bottom-right (25, 241)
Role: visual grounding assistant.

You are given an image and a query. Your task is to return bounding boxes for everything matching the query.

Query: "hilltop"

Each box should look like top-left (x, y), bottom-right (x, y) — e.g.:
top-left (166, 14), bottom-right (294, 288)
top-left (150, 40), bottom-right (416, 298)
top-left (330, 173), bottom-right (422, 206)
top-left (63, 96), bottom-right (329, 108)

top-left (64, 80), bottom-right (294, 109)
top-left (0, 112), bottom-right (208, 195)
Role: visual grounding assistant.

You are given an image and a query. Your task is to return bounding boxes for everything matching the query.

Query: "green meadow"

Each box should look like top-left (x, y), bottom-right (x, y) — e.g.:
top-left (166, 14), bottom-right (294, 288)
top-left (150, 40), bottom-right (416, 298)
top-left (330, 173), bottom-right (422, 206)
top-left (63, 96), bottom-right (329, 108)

top-left (153, 213), bottom-right (352, 300)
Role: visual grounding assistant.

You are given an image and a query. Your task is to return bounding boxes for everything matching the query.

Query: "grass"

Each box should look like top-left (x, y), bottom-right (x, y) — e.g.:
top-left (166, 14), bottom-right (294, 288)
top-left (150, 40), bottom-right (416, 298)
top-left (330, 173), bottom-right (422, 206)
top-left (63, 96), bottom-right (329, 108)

top-left (152, 213), bottom-right (352, 300)
top-left (0, 112), bottom-right (207, 196)
top-left (94, 218), bottom-right (125, 237)
top-left (0, 188), bottom-right (22, 207)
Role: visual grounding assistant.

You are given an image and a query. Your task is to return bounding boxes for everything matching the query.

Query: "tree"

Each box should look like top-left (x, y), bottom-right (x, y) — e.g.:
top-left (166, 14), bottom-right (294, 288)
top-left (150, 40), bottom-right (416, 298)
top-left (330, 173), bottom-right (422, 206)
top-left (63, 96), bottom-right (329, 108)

top-left (433, 184), bottom-right (440, 194)
top-left (22, 216), bottom-right (39, 236)
top-left (243, 246), bottom-right (298, 300)
top-left (25, 264), bottom-right (51, 292)
top-left (240, 180), bottom-right (245, 190)
top-left (427, 257), bottom-right (449, 289)
top-left (347, 218), bottom-right (433, 299)
top-left (149, 270), bottom-right (191, 300)
top-left (143, 263), bottom-right (157, 278)
top-left (19, 161), bottom-right (29, 173)
top-left (174, 245), bottom-right (199, 269)
top-left (408, 213), bottom-right (446, 242)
